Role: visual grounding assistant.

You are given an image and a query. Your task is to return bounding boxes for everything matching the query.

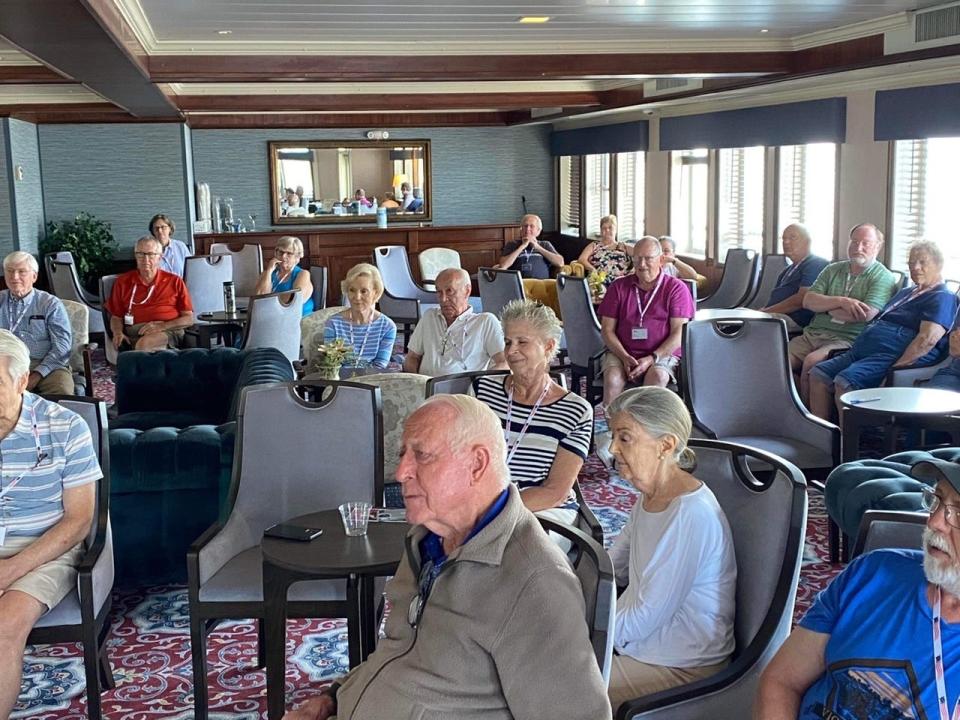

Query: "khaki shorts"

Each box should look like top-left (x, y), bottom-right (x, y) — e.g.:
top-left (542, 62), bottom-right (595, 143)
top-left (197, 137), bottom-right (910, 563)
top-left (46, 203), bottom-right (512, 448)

top-left (603, 351), bottom-right (680, 385)
top-left (123, 322), bottom-right (186, 349)
top-left (787, 329), bottom-right (852, 367)
top-left (0, 536), bottom-right (83, 611)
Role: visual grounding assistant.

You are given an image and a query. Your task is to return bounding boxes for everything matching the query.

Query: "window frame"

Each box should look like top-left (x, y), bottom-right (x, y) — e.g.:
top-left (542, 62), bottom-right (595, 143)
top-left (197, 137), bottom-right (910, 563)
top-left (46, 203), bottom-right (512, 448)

top-left (772, 143), bottom-right (841, 261)
top-left (555, 152), bottom-right (646, 241)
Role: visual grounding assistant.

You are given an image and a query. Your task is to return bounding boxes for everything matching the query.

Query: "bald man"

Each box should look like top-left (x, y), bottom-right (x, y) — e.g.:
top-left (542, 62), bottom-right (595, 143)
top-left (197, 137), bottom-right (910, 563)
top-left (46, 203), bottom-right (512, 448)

top-left (760, 224), bottom-right (830, 331)
top-left (404, 268), bottom-right (506, 376)
top-left (496, 214), bottom-right (565, 279)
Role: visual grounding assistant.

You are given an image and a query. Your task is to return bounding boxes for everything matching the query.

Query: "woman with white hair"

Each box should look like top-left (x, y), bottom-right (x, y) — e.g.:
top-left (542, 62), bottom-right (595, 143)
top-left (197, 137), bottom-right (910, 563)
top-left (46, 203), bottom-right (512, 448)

top-left (606, 386), bottom-right (736, 713)
top-left (254, 235), bottom-right (314, 316)
top-left (323, 263), bottom-right (397, 371)
top-left (471, 299), bottom-right (592, 524)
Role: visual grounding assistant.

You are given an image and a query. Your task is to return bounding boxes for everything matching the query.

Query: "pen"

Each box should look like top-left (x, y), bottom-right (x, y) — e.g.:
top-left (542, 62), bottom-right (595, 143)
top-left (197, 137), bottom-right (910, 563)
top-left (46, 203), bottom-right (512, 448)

top-left (849, 397), bottom-right (881, 405)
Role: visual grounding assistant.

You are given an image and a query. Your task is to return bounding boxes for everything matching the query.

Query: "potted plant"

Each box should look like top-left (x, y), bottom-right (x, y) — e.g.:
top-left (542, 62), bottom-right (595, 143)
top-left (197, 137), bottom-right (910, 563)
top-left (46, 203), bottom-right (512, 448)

top-left (41, 212), bottom-right (119, 293)
top-left (310, 338), bottom-right (356, 380)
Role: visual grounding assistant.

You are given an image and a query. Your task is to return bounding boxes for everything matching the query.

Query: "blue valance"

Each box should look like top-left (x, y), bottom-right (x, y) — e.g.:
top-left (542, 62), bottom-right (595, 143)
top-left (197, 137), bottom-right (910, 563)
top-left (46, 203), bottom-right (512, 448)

top-left (875, 83), bottom-right (960, 141)
top-left (659, 98), bottom-right (847, 151)
top-left (550, 120), bottom-right (649, 156)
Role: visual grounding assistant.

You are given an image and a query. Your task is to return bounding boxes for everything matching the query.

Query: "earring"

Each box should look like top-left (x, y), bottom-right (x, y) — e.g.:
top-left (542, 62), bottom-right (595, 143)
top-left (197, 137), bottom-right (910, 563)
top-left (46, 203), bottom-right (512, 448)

top-left (657, 452), bottom-right (665, 460)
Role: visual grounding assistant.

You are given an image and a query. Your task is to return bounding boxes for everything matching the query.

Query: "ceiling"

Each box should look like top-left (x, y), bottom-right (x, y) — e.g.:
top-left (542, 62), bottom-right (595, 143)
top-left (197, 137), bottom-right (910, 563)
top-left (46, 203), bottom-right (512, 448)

top-left (0, 0), bottom-right (957, 127)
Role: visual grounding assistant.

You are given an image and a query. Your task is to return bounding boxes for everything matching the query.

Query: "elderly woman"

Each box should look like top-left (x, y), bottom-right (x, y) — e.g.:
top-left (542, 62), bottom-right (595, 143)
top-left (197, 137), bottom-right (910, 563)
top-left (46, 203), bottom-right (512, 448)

top-left (254, 235), bottom-right (314, 316)
top-left (576, 215), bottom-right (633, 299)
top-left (658, 236), bottom-right (701, 282)
top-left (809, 240), bottom-right (959, 420)
top-left (149, 213), bottom-right (190, 277)
top-left (606, 386), bottom-right (736, 713)
top-left (471, 299), bottom-right (592, 525)
top-left (323, 263), bottom-right (397, 371)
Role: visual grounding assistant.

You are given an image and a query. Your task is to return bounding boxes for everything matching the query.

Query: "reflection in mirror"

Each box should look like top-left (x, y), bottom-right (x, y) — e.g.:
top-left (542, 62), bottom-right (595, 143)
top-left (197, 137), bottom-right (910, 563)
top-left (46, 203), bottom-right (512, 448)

top-left (269, 140), bottom-right (431, 225)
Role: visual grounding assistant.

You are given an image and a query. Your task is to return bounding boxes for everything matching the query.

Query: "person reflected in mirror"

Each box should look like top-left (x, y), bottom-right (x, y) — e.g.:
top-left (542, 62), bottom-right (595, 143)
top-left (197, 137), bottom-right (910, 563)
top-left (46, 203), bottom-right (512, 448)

top-left (149, 213), bottom-right (190, 278)
top-left (400, 181), bottom-right (414, 210)
top-left (281, 189), bottom-right (300, 216)
top-left (254, 235), bottom-right (314, 316)
top-left (380, 192), bottom-right (400, 209)
top-left (406, 188), bottom-right (424, 212)
top-left (354, 188), bottom-right (374, 209)
top-left (495, 214), bottom-right (564, 279)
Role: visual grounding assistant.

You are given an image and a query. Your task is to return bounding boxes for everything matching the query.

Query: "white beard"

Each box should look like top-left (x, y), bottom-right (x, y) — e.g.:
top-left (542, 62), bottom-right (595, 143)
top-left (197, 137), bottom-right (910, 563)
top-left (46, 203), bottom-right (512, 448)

top-left (923, 528), bottom-right (960, 597)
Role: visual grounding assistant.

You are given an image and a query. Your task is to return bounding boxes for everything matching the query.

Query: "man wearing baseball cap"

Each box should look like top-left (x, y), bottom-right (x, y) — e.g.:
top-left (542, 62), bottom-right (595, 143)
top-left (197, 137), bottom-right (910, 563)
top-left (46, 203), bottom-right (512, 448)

top-left (756, 458), bottom-right (960, 719)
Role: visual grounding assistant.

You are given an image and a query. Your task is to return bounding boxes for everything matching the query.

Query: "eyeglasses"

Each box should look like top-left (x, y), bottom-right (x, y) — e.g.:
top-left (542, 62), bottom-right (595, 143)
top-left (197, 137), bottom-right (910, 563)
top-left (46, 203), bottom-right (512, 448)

top-left (921, 486), bottom-right (960, 530)
top-left (135, 252), bottom-right (161, 259)
top-left (276, 249), bottom-right (296, 258)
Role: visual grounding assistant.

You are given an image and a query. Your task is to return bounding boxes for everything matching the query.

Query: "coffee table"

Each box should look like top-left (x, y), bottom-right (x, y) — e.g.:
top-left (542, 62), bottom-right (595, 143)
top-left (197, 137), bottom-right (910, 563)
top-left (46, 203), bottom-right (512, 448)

top-left (261, 508), bottom-right (409, 720)
top-left (839, 387), bottom-right (960, 463)
top-left (191, 309), bottom-right (249, 348)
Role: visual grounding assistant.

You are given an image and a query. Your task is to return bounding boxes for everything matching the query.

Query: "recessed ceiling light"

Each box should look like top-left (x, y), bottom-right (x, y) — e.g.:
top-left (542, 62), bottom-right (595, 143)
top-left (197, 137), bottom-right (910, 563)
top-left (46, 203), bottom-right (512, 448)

top-left (760, 28), bottom-right (769, 33)
top-left (518, 16), bottom-right (551, 24)
top-left (217, 30), bottom-right (232, 35)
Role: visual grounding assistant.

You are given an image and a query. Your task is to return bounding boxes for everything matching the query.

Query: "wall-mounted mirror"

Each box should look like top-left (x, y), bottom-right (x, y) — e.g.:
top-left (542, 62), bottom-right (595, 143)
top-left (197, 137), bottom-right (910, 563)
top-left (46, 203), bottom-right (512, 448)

top-left (269, 140), bottom-right (431, 225)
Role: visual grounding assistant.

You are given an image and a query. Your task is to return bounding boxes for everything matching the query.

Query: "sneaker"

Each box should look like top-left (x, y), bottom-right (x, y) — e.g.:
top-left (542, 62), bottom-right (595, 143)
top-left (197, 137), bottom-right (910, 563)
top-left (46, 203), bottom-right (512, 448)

top-left (596, 431), bottom-right (615, 469)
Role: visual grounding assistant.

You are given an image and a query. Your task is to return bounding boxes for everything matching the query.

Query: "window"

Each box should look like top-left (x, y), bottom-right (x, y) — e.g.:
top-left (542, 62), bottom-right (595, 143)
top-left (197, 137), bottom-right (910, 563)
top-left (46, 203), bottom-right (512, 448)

top-left (583, 154), bottom-right (611, 237)
top-left (615, 151), bottom-right (645, 241)
top-left (559, 155), bottom-right (581, 237)
top-left (776, 143), bottom-right (837, 260)
top-left (669, 149), bottom-right (709, 256)
top-left (891, 137), bottom-right (960, 279)
top-left (717, 146), bottom-right (765, 258)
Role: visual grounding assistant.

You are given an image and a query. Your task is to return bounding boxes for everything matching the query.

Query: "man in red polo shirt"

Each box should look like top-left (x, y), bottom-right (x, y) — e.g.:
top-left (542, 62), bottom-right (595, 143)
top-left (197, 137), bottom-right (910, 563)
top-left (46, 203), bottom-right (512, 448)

top-left (105, 236), bottom-right (195, 351)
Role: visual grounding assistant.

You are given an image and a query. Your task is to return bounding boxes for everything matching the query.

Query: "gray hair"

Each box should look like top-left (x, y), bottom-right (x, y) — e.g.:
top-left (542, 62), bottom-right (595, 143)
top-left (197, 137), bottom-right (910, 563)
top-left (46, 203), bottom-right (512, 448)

top-left (783, 223), bottom-right (812, 245)
top-left (415, 394), bottom-right (509, 486)
top-left (909, 240), bottom-right (944, 268)
top-left (636, 236), bottom-right (663, 257)
top-left (3, 251), bottom-right (39, 273)
top-left (277, 235), bottom-right (305, 257)
top-left (521, 214), bottom-right (543, 232)
top-left (436, 267), bottom-right (471, 289)
top-left (607, 386), bottom-right (696, 471)
top-left (135, 235), bottom-right (161, 252)
top-left (850, 223), bottom-right (885, 245)
top-left (0, 329), bottom-right (31, 383)
top-left (500, 298), bottom-right (563, 361)
top-left (658, 236), bottom-right (676, 253)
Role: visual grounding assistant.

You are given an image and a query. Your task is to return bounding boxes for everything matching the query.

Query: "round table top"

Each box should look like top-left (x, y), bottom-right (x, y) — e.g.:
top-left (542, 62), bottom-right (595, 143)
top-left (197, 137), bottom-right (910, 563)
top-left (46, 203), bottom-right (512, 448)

top-left (694, 308), bottom-right (771, 321)
top-left (197, 309), bottom-right (248, 323)
top-left (261, 508), bottom-right (410, 576)
top-left (840, 387), bottom-right (960, 415)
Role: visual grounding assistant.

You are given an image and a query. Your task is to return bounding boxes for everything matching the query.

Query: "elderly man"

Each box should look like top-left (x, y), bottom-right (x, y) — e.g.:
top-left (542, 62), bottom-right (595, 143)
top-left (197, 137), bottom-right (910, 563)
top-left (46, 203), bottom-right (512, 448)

top-left (496, 214), bottom-right (565, 279)
top-left (105, 236), bottom-right (195, 351)
top-left (285, 394), bottom-right (611, 720)
top-left (0, 252), bottom-right (74, 395)
top-left (760, 224), bottom-right (830, 332)
top-left (787, 223), bottom-right (898, 403)
top-left (756, 457), bottom-right (960, 719)
top-left (403, 268), bottom-right (506, 376)
top-left (0, 331), bottom-right (101, 717)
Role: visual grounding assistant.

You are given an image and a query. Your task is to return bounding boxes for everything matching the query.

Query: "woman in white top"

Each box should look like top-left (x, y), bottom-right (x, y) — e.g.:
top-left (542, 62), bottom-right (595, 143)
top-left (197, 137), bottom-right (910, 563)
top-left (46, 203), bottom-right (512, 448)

top-left (606, 386), bottom-right (736, 714)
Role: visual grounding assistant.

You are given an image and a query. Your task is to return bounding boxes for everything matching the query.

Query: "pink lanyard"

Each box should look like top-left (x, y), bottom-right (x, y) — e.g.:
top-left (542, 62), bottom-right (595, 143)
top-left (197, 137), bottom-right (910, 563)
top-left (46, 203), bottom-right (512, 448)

top-left (503, 378), bottom-right (550, 465)
top-left (632, 274), bottom-right (664, 328)
top-left (932, 586), bottom-right (960, 720)
top-left (0, 404), bottom-right (45, 506)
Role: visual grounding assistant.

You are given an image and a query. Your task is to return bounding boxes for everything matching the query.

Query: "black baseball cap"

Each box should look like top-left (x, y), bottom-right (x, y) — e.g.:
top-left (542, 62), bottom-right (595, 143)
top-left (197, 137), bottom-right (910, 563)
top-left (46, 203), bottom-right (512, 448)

top-left (913, 459), bottom-right (960, 496)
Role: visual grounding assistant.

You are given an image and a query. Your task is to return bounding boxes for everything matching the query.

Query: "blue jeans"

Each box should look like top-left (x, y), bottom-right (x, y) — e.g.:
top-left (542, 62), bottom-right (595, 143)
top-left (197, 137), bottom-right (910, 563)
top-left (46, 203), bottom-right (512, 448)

top-left (926, 358), bottom-right (960, 392)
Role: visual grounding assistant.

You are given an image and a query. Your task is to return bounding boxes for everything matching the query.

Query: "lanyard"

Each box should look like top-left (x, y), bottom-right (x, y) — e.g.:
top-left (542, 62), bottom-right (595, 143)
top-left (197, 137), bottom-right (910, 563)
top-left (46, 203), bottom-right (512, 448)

top-left (0, 403), bottom-right (46, 508)
top-left (632, 273), bottom-right (664, 328)
top-left (438, 310), bottom-right (473, 364)
top-left (127, 281), bottom-right (157, 315)
top-left (876, 286), bottom-right (932, 322)
top-left (349, 314), bottom-right (375, 366)
top-left (6, 293), bottom-right (34, 334)
top-left (932, 586), bottom-right (960, 720)
top-left (504, 377), bottom-right (550, 465)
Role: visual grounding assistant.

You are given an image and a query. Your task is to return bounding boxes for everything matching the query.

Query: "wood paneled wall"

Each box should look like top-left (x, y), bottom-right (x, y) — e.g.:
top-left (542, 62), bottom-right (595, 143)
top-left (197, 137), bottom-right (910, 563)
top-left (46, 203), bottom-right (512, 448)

top-left (196, 223), bottom-right (521, 307)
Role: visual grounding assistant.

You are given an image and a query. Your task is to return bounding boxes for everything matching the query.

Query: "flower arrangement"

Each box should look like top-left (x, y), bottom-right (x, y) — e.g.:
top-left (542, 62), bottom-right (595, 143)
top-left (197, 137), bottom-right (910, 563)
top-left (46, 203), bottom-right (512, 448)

top-left (587, 270), bottom-right (609, 303)
top-left (311, 338), bottom-right (356, 379)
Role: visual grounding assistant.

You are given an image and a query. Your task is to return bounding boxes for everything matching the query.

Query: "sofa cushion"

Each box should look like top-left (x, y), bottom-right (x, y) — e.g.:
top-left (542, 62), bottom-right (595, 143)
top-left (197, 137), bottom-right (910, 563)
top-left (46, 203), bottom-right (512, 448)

top-left (110, 410), bottom-right (222, 431)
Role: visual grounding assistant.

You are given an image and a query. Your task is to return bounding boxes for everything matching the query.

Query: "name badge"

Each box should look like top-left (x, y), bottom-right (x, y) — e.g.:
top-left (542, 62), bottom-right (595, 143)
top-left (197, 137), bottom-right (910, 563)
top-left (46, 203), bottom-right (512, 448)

top-left (520, 263), bottom-right (533, 275)
top-left (631, 327), bottom-right (648, 340)
top-left (124, 314), bottom-right (135, 326)
top-left (0, 525), bottom-right (6, 546)
top-left (829, 317), bottom-right (846, 325)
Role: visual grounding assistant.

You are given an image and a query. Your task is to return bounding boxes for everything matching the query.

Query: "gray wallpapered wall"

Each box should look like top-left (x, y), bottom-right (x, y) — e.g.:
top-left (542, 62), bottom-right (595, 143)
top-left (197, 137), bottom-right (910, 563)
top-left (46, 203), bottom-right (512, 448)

top-left (39, 123), bottom-right (192, 251)
top-left (191, 125), bottom-right (555, 230)
top-left (0, 121), bottom-right (13, 259)
top-left (8, 119), bottom-right (45, 255)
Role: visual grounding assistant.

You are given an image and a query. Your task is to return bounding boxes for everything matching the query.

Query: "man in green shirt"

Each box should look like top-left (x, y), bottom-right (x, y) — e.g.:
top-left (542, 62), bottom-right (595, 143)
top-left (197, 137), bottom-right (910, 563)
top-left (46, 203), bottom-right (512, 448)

top-left (787, 223), bottom-right (898, 404)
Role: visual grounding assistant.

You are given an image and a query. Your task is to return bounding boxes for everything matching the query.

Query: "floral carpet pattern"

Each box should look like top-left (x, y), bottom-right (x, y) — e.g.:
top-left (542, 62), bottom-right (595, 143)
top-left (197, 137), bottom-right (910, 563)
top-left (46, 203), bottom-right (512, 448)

top-left (17, 357), bottom-right (844, 718)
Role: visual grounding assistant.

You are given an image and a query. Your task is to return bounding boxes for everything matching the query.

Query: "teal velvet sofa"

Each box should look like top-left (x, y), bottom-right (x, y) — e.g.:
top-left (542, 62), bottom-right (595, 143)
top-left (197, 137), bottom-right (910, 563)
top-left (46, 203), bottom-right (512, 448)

top-left (109, 348), bottom-right (293, 587)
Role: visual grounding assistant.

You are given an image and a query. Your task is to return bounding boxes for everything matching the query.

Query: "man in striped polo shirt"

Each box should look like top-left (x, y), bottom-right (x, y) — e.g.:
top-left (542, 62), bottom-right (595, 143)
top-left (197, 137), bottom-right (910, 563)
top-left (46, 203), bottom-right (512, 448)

top-left (0, 330), bottom-right (100, 716)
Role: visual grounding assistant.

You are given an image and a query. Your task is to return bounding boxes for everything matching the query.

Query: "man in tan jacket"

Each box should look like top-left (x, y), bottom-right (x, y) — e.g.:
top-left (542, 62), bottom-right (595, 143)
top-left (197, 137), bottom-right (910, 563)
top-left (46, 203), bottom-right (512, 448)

top-left (286, 394), bottom-right (610, 719)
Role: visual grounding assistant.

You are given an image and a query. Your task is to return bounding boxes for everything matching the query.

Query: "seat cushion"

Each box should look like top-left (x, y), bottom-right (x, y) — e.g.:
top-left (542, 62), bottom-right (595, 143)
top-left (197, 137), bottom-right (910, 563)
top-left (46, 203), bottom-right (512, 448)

top-left (110, 410), bottom-right (220, 430)
top-left (722, 435), bottom-right (833, 470)
top-left (33, 588), bottom-right (82, 627)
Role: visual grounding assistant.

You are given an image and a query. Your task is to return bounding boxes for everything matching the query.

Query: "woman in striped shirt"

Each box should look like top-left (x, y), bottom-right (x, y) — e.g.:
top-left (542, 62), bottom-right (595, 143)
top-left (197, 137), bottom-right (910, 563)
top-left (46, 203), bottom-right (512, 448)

top-left (323, 263), bottom-right (397, 371)
top-left (472, 299), bottom-right (592, 526)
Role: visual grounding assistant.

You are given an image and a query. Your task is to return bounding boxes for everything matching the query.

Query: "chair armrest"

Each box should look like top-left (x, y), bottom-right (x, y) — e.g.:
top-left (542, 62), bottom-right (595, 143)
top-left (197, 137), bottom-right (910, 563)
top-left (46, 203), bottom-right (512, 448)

top-left (81, 345), bottom-right (95, 397)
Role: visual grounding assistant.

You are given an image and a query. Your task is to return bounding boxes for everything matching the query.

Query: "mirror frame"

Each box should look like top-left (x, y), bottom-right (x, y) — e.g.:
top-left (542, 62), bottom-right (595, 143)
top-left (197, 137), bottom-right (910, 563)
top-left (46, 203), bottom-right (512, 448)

top-left (268, 139), bottom-right (432, 225)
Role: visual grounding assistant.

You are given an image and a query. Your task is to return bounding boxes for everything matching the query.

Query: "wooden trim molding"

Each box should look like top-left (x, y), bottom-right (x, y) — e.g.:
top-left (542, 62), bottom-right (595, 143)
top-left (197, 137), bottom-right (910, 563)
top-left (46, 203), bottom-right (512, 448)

top-left (185, 112), bottom-right (513, 128)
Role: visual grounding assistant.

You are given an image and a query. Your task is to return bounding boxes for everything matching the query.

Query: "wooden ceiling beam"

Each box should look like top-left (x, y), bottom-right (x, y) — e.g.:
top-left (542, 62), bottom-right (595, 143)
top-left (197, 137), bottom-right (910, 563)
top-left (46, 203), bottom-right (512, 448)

top-left (0, 66), bottom-right (73, 84)
top-left (185, 111), bottom-right (512, 129)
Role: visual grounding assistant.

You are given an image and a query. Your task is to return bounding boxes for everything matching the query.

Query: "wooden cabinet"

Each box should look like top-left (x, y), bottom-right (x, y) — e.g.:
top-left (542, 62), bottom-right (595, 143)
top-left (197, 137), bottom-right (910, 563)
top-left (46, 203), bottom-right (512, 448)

top-left (196, 224), bottom-right (519, 307)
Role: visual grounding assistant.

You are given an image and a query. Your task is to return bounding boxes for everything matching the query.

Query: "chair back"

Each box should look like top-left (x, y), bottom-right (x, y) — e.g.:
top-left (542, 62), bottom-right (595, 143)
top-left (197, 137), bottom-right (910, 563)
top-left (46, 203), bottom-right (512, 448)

top-left (210, 242), bottom-right (263, 298)
top-left (309, 266), bottom-right (328, 309)
top-left (373, 245), bottom-right (423, 299)
top-left (418, 247), bottom-right (462, 284)
top-left (556, 274), bottom-right (603, 369)
top-left (300, 305), bottom-right (349, 369)
top-left (241, 290), bottom-right (303, 363)
top-left (426, 368), bottom-right (567, 397)
top-left (681, 278), bottom-right (698, 304)
top-left (61, 299), bottom-right (90, 375)
top-left (852, 510), bottom-right (926, 558)
top-left (184, 254), bottom-right (233, 315)
top-left (45, 252), bottom-right (95, 305)
top-left (198, 381), bottom-right (383, 585)
top-left (538, 518), bottom-right (615, 683)
top-left (683, 317), bottom-right (799, 438)
top-left (745, 254), bottom-right (791, 309)
top-left (478, 267), bottom-right (524, 318)
top-left (697, 248), bottom-right (760, 309)
top-left (99, 274), bottom-right (120, 365)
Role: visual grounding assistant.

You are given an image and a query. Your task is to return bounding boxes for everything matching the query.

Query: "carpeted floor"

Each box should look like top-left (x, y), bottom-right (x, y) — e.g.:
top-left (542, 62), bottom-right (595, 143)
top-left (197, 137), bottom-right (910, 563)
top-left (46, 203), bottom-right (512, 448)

top-left (16, 355), bottom-right (844, 718)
